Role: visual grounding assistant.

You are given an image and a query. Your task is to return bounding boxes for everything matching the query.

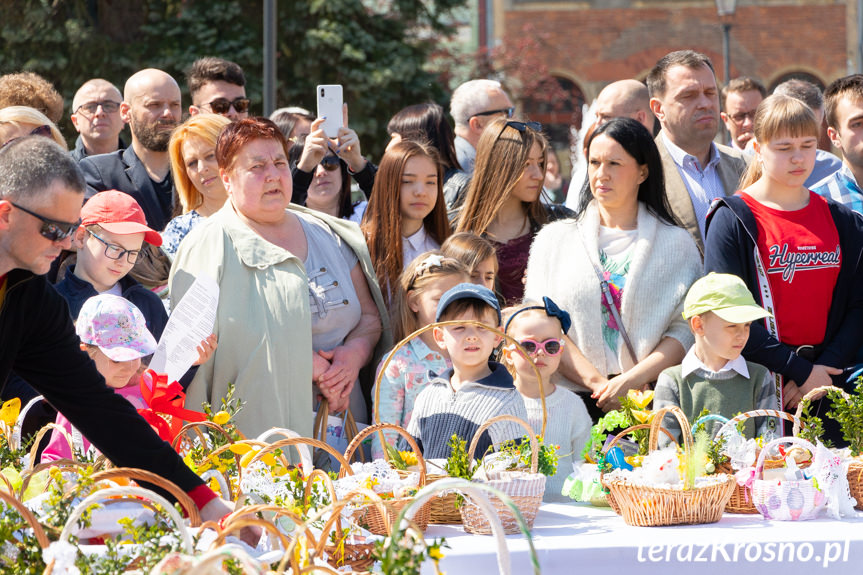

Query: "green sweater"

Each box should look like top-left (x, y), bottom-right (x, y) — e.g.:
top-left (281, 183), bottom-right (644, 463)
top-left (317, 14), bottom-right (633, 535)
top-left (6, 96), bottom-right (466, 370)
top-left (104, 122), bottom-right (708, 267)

top-left (654, 361), bottom-right (777, 441)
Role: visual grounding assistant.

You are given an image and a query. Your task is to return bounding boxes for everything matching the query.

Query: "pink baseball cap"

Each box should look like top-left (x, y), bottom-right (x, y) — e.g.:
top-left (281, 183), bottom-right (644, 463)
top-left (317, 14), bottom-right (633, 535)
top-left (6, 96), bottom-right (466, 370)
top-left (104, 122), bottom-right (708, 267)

top-left (81, 191), bottom-right (162, 246)
top-left (76, 294), bottom-right (157, 362)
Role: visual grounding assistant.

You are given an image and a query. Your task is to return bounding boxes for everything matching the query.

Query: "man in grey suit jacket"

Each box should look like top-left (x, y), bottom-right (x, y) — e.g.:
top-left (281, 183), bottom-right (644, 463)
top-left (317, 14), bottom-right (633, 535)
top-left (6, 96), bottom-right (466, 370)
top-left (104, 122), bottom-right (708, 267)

top-left (647, 50), bottom-right (749, 253)
top-left (79, 69), bottom-right (182, 231)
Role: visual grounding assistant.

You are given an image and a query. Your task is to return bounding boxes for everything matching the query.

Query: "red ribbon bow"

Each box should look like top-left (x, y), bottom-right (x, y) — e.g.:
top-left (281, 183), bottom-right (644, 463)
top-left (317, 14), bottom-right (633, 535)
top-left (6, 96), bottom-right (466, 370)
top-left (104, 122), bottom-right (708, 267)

top-left (137, 369), bottom-right (206, 443)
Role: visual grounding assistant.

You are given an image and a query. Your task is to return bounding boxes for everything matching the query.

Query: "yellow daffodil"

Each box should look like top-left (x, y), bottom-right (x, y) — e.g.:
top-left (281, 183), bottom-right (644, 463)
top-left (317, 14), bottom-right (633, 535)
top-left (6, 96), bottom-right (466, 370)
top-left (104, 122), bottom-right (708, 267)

top-left (429, 547), bottom-right (445, 561)
top-left (229, 443), bottom-right (253, 455)
top-left (0, 398), bottom-right (20, 426)
top-left (212, 411), bottom-right (231, 425)
top-left (399, 451), bottom-right (418, 466)
top-left (631, 410), bottom-right (653, 424)
top-left (627, 389), bottom-right (654, 409)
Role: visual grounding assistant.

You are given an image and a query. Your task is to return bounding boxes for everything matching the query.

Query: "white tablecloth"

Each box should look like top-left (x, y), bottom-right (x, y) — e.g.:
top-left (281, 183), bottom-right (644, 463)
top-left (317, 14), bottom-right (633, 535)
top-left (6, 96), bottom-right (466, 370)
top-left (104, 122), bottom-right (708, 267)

top-left (423, 502), bottom-right (863, 574)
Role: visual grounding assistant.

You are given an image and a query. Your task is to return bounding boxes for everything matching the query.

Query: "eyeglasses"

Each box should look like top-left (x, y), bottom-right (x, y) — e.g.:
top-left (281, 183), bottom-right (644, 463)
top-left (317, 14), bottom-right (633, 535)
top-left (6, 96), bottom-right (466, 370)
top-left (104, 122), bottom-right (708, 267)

top-left (75, 101), bottom-right (121, 115)
top-left (472, 107), bottom-right (515, 119)
top-left (514, 338), bottom-right (564, 356)
top-left (9, 202), bottom-right (80, 242)
top-left (728, 110), bottom-right (756, 124)
top-left (320, 155), bottom-right (340, 172)
top-left (88, 230), bottom-right (142, 264)
top-left (0, 125), bottom-right (53, 150)
top-left (205, 97), bottom-right (251, 115)
top-left (496, 120), bottom-right (542, 141)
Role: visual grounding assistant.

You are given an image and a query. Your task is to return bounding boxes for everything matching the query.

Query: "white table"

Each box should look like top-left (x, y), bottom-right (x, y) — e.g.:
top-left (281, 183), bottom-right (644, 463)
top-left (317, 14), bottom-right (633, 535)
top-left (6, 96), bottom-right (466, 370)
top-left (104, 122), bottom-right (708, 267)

top-left (423, 502), bottom-right (863, 574)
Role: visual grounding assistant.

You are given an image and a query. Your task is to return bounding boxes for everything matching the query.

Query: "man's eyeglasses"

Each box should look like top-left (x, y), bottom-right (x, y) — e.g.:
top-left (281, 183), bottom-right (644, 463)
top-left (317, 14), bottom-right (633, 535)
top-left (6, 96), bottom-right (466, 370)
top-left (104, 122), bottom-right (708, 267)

top-left (9, 202), bottom-right (80, 242)
top-left (514, 338), bottom-right (564, 356)
top-left (88, 230), bottom-right (142, 264)
top-left (320, 155), bottom-right (341, 172)
top-left (75, 101), bottom-right (121, 115)
top-left (472, 107), bottom-right (515, 119)
top-left (0, 125), bottom-right (53, 150)
top-left (205, 97), bottom-right (251, 115)
top-left (727, 110), bottom-right (756, 124)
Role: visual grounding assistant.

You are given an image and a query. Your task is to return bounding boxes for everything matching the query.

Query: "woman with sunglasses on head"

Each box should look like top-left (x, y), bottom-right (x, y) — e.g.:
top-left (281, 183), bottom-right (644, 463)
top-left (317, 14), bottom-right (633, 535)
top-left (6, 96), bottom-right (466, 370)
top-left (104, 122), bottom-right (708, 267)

top-left (160, 114), bottom-right (232, 259)
top-left (454, 117), bottom-right (573, 306)
top-left (288, 136), bottom-right (367, 224)
top-left (524, 118), bottom-right (701, 418)
top-left (0, 106), bottom-right (66, 149)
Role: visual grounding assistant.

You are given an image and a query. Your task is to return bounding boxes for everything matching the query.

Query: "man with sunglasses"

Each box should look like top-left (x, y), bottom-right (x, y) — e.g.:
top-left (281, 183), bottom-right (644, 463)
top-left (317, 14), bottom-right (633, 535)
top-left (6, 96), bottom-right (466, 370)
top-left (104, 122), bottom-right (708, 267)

top-left (70, 79), bottom-right (127, 162)
top-left (0, 136), bottom-right (236, 526)
top-left (79, 68), bottom-right (182, 231)
top-left (187, 57), bottom-right (249, 122)
top-left (450, 79), bottom-right (514, 175)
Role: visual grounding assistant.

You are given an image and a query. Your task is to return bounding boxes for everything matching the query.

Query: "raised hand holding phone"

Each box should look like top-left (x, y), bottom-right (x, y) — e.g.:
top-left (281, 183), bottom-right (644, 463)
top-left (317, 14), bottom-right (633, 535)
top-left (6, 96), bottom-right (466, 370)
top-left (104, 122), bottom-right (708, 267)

top-left (335, 103), bottom-right (366, 173)
top-left (316, 84), bottom-right (343, 138)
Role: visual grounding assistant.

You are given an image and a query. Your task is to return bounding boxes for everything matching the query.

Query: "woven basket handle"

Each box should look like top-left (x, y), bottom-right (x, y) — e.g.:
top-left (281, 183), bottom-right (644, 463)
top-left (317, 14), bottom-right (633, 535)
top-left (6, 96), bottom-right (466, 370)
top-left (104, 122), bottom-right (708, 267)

top-left (373, 320), bottom-right (547, 438)
top-left (58, 485), bottom-right (193, 553)
top-left (467, 414), bottom-right (539, 474)
top-left (0, 487), bottom-right (50, 549)
top-left (11, 395), bottom-right (45, 451)
top-left (340, 423), bottom-right (426, 484)
top-left (792, 385), bottom-right (851, 436)
top-left (212, 516), bottom-right (291, 550)
top-left (171, 420), bottom-right (240, 452)
top-left (26, 423), bottom-right (75, 471)
top-left (754, 436), bottom-right (818, 479)
top-left (19, 459), bottom-right (86, 499)
top-left (182, 546), bottom-right (266, 574)
top-left (90, 467), bottom-right (201, 527)
top-left (247, 437), bottom-right (350, 473)
top-left (600, 423), bottom-right (677, 456)
top-left (715, 409), bottom-right (801, 439)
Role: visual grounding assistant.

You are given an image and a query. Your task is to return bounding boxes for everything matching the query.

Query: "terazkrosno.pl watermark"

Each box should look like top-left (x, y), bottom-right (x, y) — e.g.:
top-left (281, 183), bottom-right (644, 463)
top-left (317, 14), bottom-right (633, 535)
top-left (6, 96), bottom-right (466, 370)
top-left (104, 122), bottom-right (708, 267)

top-left (637, 540), bottom-right (850, 568)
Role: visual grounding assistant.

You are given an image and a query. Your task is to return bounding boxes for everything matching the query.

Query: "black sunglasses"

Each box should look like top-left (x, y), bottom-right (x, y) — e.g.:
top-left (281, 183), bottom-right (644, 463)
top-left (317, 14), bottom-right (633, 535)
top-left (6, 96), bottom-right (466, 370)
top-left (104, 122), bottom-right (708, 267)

top-left (472, 107), bottom-right (515, 119)
top-left (9, 202), bottom-right (80, 242)
top-left (320, 155), bottom-right (341, 172)
top-left (205, 97), bottom-right (250, 115)
top-left (0, 125), bottom-right (53, 150)
top-left (496, 120), bottom-right (542, 141)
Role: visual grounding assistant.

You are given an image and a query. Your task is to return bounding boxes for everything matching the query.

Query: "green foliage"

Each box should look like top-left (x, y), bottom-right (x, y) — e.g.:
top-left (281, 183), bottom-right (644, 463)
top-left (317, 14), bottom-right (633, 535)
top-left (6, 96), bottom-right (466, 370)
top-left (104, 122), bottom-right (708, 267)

top-left (0, 506), bottom-right (43, 574)
top-left (444, 434), bottom-right (473, 480)
top-left (75, 515), bottom-right (183, 572)
top-left (495, 436), bottom-right (560, 477)
top-left (826, 377), bottom-right (863, 456)
top-left (798, 397), bottom-right (831, 448)
top-left (372, 535), bottom-right (448, 575)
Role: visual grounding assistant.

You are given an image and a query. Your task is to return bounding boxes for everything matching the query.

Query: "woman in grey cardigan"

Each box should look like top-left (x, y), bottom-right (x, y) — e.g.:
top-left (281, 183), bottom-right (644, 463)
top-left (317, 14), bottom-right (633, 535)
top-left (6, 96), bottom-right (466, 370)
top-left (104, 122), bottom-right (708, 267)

top-left (524, 118), bottom-right (701, 419)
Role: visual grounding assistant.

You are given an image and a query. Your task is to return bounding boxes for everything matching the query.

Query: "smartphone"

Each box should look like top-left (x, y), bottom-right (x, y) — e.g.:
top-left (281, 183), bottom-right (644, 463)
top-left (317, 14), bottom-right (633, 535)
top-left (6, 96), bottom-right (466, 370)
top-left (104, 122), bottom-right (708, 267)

top-left (316, 84), bottom-right (343, 138)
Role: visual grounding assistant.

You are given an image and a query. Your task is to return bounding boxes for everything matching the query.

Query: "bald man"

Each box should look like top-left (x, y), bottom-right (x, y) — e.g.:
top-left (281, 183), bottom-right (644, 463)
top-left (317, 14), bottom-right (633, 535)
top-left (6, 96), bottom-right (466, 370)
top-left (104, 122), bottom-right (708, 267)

top-left (78, 69), bottom-right (182, 230)
top-left (594, 79), bottom-right (656, 134)
top-left (70, 79), bottom-right (127, 161)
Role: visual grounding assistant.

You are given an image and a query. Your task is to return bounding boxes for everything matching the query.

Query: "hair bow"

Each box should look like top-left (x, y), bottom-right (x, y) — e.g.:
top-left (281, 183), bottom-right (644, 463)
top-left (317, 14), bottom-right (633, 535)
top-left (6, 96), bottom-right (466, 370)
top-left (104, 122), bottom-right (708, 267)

top-left (503, 296), bottom-right (572, 334)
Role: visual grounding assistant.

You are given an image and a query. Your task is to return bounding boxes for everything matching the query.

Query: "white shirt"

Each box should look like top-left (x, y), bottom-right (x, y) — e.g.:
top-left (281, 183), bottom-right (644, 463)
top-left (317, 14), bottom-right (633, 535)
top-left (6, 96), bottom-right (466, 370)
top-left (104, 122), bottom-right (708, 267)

top-left (680, 345), bottom-right (750, 378)
top-left (402, 225), bottom-right (439, 269)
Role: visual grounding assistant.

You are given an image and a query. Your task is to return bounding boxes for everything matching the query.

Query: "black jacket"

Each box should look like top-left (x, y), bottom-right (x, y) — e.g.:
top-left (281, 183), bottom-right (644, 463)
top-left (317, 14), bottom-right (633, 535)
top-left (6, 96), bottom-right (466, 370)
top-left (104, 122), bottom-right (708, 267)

top-left (78, 146), bottom-right (175, 231)
top-left (704, 194), bottom-right (863, 385)
top-left (70, 135), bottom-right (127, 163)
top-left (0, 269), bottom-right (203, 493)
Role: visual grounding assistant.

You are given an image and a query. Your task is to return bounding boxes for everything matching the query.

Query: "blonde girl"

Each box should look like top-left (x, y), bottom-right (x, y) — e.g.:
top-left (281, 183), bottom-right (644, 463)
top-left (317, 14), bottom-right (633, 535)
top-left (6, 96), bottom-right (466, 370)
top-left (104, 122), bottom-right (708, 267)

top-left (372, 251), bottom-right (469, 458)
top-left (502, 298), bottom-right (591, 501)
top-left (441, 231), bottom-right (498, 292)
top-left (704, 95), bottom-right (863, 444)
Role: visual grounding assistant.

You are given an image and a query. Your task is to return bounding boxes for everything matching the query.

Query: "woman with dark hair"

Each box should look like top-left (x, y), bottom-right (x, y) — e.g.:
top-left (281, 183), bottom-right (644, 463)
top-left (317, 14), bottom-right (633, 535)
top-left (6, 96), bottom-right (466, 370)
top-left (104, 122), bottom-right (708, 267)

top-left (386, 102), bottom-right (471, 213)
top-left (525, 117), bottom-right (701, 417)
top-left (288, 136), bottom-right (366, 224)
top-left (170, 118), bottom-right (390, 437)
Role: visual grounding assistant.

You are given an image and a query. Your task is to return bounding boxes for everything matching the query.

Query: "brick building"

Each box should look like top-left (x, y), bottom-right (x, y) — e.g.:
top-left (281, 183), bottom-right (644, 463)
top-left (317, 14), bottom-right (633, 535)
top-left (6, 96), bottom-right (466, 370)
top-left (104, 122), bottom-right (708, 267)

top-left (486, 0), bottom-right (858, 152)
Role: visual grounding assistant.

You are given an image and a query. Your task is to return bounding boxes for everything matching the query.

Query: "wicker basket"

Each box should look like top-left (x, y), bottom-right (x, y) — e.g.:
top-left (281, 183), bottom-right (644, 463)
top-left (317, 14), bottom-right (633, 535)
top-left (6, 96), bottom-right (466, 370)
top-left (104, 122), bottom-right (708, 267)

top-left (793, 385), bottom-right (863, 510)
top-left (372, 320), bottom-right (547, 525)
top-left (601, 406), bottom-right (736, 527)
top-left (714, 409), bottom-right (805, 514)
top-left (459, 414), bottom-right (546, 535)
top-left (90, 467), bottom-right (202, 527)
top-left (751, 436), bottom-right (826, 520)
top-left (341, 422), bottom-right (430, 535)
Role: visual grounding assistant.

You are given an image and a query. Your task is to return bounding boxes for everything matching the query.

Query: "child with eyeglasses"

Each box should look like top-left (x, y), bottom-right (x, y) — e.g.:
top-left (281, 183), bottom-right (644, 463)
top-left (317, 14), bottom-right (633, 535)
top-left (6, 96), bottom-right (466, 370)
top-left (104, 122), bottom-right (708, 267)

top-left (502, 298), bottom-right (591, 501)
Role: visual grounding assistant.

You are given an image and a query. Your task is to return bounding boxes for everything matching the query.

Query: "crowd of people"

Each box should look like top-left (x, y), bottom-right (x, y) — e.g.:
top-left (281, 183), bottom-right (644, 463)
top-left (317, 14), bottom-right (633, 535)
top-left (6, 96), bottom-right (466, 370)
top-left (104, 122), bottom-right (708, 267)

top-left (2, 48), bottom-right (863, 509)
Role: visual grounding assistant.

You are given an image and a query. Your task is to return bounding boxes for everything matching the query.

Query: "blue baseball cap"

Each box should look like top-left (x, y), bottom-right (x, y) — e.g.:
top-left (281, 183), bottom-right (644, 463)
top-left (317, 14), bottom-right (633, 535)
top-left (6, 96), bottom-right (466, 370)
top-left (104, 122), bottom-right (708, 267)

top-left (435, 283), bottom-right (501, 325)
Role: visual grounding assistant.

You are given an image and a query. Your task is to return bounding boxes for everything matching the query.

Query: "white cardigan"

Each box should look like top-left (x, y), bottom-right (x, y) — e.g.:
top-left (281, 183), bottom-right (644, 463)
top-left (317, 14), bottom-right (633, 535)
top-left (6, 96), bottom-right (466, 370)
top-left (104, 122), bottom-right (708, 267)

top-left (524, 202), bottom-right (702, 376)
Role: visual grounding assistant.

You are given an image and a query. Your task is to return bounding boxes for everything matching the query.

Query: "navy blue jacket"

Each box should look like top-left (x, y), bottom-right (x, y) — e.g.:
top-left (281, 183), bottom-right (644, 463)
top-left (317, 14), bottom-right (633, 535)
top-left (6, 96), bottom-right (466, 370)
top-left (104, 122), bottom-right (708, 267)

top-left (704, 194), bottom-right (863, 386)
top-left (78, 146), bottom-right (175, 231)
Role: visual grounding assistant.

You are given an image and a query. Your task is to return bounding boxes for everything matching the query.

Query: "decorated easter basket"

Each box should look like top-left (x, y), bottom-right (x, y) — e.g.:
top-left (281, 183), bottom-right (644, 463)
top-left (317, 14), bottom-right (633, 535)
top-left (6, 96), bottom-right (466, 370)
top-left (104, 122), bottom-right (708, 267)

top-left (792, 385), bottom-right (863, 511)
top-left (372, 320), bottom-right (547, 525)
top-left (340, 422), bottom-right (431, 535)
top-left (750, 436), bottom-right (826, 521)
top-left (709, 409), bottom-right (806, 514)
top-left (600, 406), bottom-right (736, 527)
top-left (459, 414), bottom-right (546, 535)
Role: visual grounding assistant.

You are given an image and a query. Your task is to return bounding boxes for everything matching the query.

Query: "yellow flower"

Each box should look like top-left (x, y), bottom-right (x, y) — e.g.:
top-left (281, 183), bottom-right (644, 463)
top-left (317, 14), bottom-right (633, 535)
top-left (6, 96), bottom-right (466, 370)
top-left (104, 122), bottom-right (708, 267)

top-left (631, 410), bottom-right (653, 424)
top-left (429, 547), bottom-right (445, 561)
top-left (627, 389), bottom-right (654, 409)
top-left (0, 398), bottom-right (20, 426)
top-left (212, 411), bottom-right (230, 425)
top-left (229, 443), bottom-right (253, 455)
top-left (399, 451), bottom-right (418, 466)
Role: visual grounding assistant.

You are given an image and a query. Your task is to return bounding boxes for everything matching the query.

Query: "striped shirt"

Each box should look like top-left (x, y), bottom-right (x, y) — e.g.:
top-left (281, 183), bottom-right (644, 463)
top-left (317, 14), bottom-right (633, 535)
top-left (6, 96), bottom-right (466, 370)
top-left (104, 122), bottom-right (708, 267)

top-left (662, 132), bottom-right (725, 240)
top-left (812, 164), bottom-right (863, 215)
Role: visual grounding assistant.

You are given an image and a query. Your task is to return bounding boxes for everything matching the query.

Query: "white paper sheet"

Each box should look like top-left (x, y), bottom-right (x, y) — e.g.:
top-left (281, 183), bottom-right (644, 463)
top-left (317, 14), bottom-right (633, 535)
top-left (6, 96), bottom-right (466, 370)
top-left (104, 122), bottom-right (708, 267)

top-left (148, 274), bottom-right (219, 384)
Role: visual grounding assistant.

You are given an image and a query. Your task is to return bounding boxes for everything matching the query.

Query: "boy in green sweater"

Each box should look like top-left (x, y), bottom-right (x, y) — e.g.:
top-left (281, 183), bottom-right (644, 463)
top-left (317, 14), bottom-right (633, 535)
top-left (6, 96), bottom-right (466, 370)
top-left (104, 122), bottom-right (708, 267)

top-left (654, 272), bottom-right (778, 440)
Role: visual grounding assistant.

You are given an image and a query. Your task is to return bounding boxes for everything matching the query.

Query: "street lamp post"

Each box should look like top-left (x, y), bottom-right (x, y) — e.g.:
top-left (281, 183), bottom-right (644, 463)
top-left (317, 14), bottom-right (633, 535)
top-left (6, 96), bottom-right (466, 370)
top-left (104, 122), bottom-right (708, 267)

top-left (715, 0), bottom-right (737, 84)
